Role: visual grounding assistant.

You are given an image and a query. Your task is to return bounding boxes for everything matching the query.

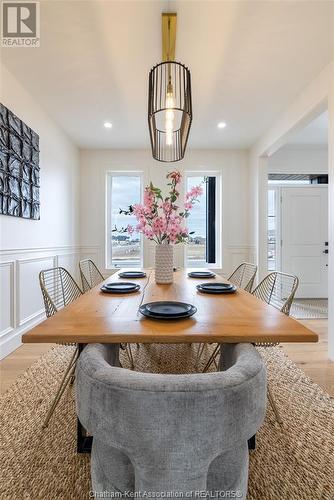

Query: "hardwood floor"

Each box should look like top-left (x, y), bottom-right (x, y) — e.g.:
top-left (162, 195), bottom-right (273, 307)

top-left (0, 319), bottom-right (333, 396)
top-left (0, 343), bottom-right (53, 394)
top-left (282, 319), bottom-right (334, 397)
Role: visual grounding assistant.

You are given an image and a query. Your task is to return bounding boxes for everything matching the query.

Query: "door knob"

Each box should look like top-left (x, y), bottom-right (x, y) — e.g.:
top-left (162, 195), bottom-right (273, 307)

top-left (323, 249), bottom-right (329, 254)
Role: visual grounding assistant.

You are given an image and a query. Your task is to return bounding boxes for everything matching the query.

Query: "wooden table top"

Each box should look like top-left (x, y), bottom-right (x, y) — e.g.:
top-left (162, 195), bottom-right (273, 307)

top-left (22, 269), bottom-right (318, 345)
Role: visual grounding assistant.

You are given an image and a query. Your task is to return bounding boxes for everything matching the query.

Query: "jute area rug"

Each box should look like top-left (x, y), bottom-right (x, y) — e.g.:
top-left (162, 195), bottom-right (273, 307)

top-left (1, 343), bottom-right (333, 500)
top-left (290, 299), bottom-right (328, 320)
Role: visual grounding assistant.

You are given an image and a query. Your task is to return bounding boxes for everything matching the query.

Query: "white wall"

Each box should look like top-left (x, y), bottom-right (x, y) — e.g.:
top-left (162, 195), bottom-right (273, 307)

top-left (79, 149), bottom-right (253, 276)
top-left (268, 146), bottom-right (328, 174)
top-left (0, 67), bottom-right (80, 358)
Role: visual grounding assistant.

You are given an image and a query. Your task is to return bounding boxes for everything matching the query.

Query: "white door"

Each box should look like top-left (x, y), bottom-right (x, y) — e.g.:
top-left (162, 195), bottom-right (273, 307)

top-left (281, 186), bottom-right (328, 298)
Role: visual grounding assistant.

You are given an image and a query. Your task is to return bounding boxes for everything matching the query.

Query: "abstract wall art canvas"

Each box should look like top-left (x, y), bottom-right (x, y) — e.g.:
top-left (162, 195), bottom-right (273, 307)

top-left (0, 103), bottom-right (40, 219)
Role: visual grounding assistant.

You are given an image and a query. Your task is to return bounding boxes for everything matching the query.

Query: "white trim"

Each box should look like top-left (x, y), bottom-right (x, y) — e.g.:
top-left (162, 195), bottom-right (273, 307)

top-left (0, 245), bottom-right (81, 257)
top-left (19, 309), bottom-right (45, 328)
top-left (15, 255), bottom-right (58, 265)
top-left (0, 261), bottom-right (15, 336)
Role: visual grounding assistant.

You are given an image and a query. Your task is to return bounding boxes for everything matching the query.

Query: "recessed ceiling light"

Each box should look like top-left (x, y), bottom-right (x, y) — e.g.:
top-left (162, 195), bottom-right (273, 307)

top-left (217, 122), bottom-right (226, 129)
top-left (104, 121), bottom-right (112, 129)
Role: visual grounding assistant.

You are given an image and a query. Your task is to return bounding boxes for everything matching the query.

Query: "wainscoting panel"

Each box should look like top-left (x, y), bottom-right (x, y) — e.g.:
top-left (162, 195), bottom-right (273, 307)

top-left (0, 246), bottom-right (86, 360)
top-left (226, 245), bottom-right (256, 274)
top-left (57, 253), bottom-right (81, 284)
top-left (79, 245), bottom-right (102, 278)
top-left (17, 256), bottom-right (55, 327)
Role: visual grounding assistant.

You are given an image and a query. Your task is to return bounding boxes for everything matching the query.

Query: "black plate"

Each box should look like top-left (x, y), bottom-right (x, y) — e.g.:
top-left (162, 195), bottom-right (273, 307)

top-left (188, 271), bottom-right (215, 278)
top-left (197, 282), bottom-right (237, 294)
top-left (140, 301), bottom-right (197, 320)
top-left (101, 282), bottom-right (140, 294)
top-left (118, 271), bottom-right (147, 278)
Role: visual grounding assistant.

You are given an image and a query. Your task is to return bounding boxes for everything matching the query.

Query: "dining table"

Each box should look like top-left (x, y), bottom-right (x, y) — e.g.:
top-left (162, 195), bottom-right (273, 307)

top-left (22, 268), bottom-right (318, 452)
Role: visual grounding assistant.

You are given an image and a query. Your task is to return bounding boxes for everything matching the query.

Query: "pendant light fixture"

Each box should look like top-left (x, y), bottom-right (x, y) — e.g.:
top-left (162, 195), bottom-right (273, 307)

top-left (148, 13), bottom-right (192, 162)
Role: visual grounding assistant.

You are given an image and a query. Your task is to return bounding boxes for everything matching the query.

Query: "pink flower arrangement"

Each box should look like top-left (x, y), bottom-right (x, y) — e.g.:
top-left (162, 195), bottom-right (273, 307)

top-left (118, 171), bottom-right (203, 245)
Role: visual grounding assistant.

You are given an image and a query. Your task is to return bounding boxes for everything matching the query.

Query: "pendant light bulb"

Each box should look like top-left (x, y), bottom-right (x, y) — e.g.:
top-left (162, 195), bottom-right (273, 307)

top-left (165, 81), bottom-right (175, 146)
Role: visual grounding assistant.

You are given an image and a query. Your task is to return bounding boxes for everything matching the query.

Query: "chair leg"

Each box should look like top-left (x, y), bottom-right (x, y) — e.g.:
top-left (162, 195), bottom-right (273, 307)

top-left (195, 343), bottom-right (205, 369)
top-left (69, 372), bottom-right (75, 386)
top-left (202, 344), bottom-right (220, 373)
top-left (267, 385), bottom-right (283, 425)
top-left (125, 344), bottom-right (134, 370)
top-left (42, 347), bottom-right (78, 429)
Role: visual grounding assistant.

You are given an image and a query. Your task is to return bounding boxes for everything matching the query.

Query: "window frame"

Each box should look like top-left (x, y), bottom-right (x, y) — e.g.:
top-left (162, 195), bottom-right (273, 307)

top-left (105, 171), bottom-right (144, 269)
top-left (184, 171), bottom-right (222, 269)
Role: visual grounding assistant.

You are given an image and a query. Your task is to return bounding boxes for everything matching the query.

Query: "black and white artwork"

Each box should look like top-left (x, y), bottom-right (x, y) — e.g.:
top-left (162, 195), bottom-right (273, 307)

top-left (0, 103), bottom-right (40, 219)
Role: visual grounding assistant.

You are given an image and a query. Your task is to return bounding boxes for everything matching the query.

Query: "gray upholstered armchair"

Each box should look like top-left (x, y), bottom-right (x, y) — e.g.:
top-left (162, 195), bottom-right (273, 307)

top-left (76, 343), bottom-right (266, 497)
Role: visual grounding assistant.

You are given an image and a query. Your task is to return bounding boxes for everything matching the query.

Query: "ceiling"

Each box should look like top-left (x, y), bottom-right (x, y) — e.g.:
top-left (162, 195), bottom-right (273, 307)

top-left (2, 0), bottom-right (334, 149)
top-left (285, 111), bottom-right (328, 146)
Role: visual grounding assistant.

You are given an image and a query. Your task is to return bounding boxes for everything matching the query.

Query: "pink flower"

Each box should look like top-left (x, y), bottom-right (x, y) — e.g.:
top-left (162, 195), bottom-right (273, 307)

top-left (118, 172), bottom-right (202, 245)
top-left (136, 220), bottom-right (146, 232)
top-left (144, 189), bottom-right (154, 208)
top-left (191, 185), bottom-right (203, 197)
top-left (143, 226), bottom-right (154, 239)
top-left (167, 171), bottom-right (182, 184)
top-left (132, 204), bottom-right (145, 217)
top-left (152, 217), bottom-right (166, 235)
top-left (160, 201), bottom-right (172, 214)
top-left (186, 185), bottom-right (203, 200)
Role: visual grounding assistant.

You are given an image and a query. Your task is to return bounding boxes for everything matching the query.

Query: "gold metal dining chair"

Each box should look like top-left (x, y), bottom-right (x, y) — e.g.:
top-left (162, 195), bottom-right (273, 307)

top-left (251, 271), bottom-right (299, 425)
top-left (201, 271), bottom-right (299, 426)
top-left (79, 258), bottom-right (105, 292)
top-left (39, 267), bottom-right (83, 428)
top-left (228, 262), bottom-right (257, 292)
top-left (196, 262), bottom-right (258, 369)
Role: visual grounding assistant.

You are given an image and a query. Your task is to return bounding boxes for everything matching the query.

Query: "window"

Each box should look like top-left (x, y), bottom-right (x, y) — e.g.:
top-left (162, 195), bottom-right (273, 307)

top-left (107, 173), bottom-right (142, 268)
top-left (268, 173), bottom-right (328, 184)
top-left (267, 188), bottom-right (278, 271)
top-left (185, 173), bottom-right (221, 268)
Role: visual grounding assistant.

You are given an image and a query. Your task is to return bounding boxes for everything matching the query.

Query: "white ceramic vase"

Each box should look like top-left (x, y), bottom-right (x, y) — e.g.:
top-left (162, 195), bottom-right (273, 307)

top-left (155, 243), bottom-right (174, 284)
